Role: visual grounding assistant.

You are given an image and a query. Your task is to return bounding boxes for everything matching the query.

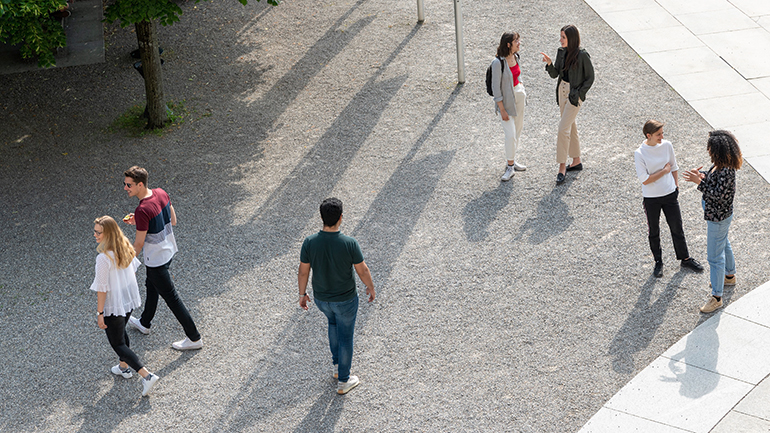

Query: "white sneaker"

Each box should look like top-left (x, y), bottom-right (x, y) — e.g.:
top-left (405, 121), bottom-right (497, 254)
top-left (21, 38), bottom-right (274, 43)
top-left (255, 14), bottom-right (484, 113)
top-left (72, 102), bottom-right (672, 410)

top-left (501, 165), bottom-right (515, 181)
top-left (111, 364), bottom-right (132, 379)
top-left (142, 374), bottom-right (159, 396)
top-left (128, 316), bottom-right (150, 335)
top-left (513, 161), bottom-right (527, 171)
top-left (337, 375), bottom-right (360, 395)
top-left (172, 337), bottom-right (203, 351)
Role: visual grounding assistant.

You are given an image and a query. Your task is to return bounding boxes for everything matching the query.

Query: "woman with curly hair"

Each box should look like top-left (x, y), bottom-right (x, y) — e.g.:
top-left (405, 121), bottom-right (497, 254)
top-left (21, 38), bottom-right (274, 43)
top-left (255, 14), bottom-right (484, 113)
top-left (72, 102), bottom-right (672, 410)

top-left (683, 131), bottom-right (742, 313)
top-left (90, 215), bottom-right (159, 396)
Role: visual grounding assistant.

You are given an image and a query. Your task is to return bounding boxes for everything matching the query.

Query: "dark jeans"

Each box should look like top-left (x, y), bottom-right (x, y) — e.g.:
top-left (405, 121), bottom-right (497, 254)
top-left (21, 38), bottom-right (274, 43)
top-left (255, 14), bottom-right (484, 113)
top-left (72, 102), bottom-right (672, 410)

top-left (140, 259), bottom-right (201, 341)
top-left (104, 311), bottom-right (143, 372)
top-left (643, 189), bottom-right (689, 263)
top-left (314, 296), bottom-right (359, 383)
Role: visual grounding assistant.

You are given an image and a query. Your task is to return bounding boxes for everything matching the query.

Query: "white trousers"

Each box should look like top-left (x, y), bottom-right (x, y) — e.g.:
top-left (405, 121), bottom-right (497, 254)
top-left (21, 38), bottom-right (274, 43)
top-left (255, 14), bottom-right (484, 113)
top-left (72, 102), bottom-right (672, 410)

top-left (500, 83), bottom-right (526, 162)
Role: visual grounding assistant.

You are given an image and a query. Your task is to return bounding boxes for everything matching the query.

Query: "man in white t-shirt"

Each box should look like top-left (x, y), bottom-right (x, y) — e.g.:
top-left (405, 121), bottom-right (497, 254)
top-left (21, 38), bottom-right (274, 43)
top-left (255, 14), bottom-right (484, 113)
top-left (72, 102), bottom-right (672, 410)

top-left (634, 120), bottom-right (704, 278)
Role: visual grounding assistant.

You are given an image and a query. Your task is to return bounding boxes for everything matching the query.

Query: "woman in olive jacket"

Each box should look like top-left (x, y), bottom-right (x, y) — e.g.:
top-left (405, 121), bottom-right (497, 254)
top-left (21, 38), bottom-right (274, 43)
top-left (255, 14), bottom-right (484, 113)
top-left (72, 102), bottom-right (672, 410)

top-left (541, 25), bottom-right (594, 184)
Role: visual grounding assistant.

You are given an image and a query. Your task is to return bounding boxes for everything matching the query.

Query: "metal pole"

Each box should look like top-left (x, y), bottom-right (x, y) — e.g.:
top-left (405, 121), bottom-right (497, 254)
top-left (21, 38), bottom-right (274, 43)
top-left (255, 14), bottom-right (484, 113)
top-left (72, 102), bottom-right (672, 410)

top-left (416, 0), bottom-right (424, 23)
top-left (453, 0), bottom-right (465, 83)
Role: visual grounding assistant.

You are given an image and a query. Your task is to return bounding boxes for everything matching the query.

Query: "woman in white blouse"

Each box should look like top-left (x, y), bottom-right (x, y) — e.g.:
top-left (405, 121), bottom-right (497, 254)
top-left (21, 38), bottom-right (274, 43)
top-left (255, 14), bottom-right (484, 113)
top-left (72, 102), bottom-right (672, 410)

top-left (91, 216), bottom-right (159, 396)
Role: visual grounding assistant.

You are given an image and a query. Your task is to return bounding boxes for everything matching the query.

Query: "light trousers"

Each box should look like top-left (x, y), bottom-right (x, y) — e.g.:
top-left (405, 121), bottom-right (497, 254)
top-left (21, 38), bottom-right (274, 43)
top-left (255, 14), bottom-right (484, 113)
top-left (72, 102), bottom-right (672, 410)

top-left (556, 80), bottom-right (581, 164)
top-left (500, 83), bottom-right (526, 162)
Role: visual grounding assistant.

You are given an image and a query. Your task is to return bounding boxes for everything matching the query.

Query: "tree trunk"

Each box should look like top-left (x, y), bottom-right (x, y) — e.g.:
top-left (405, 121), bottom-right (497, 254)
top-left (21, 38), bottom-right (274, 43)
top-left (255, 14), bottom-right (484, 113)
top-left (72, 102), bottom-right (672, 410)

top-left (135, 20), bottom-right (167, 129)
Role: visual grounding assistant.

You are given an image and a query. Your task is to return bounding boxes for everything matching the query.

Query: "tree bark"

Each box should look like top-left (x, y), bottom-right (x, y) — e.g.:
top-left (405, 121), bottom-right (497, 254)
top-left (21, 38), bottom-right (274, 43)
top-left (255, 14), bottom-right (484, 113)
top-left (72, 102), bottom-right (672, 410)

top-left (135, 20), bottom-right (167, 129)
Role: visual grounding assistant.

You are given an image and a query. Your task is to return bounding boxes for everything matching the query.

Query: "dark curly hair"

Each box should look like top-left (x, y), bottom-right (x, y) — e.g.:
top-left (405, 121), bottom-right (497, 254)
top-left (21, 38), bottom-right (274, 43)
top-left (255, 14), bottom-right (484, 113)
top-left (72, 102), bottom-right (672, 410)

top-left (707, 130), bottom-right (742, 170)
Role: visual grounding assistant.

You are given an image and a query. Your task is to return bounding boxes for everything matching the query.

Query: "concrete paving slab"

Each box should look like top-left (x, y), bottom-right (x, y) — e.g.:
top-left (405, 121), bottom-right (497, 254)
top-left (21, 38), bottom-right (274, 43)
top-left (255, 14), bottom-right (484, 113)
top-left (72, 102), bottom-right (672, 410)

top-left (745, 155), bottom-right (770, 183)
top-left (749, 76), bottom-right (770, 98)
top-left (723, 281), bottom-right (770, 327)
top-left (663, 69), bottom-right (757, 101)
top-left (699, 28), bottom-right (770, 80)
top-left (729, 0), bottom-right (770, 17)
top-left (758, 16), bottom-right (770, 32)
top-left (661, 313), bottom-right (770, 384)
top-left (711, 410), bottom-right (770, 433)
top-left (579, 407), bottom-right (693, 433)
top-left (688, 92), bottom-right (770, 128)
top-left (655, 0), bottom-right (733, 16)
top-left (724, 122), bottom-right (770, 159)
top-left (600, 6), bottom-right (681, 33)
top-left (675, 8), bottom-right (759, 35)
top-left (641, 47), bottom-right (731, 77)
top-left (603, 357), bottom-right (754, 433)
top-left (584, 0), bottom-right (658, 14)
top-left (733, 374), bottom-right (770, 421)
top-left (621, 26), bottom-right (703, 54)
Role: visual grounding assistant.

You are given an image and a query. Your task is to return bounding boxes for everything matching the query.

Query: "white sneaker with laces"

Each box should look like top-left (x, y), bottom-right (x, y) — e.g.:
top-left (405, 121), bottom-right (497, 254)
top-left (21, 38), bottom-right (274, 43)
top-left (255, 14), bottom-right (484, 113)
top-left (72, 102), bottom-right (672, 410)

top-left (111, 364), bottom-right (133, 379)
top-left (513, 161), bottom-right (527, 171)
top-left (337, 375), bottom-right (360, 395)
top-left (501, 165), bottom-right (515, 181)
top-left (128, 316), bottom-right (150, 335)
top-left (142, 374), bottom-right (159, 396)
top-left (172, 337), bottom-right (203, 351)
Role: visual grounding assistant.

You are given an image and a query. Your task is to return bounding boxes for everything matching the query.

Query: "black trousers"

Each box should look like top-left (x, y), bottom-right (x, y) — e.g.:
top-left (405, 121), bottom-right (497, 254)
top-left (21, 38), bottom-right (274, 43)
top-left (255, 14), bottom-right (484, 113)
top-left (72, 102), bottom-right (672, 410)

top-left (643, 188), bottom-right (689, 263)
top-left (140, 259), bottom-right (201, 341)
top-left (104, 311), bottom-right (143, 372)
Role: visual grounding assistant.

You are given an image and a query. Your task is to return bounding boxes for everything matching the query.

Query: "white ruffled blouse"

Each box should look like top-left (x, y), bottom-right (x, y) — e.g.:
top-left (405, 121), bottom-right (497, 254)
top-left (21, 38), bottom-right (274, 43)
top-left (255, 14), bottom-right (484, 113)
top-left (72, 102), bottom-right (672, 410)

top-left (89, 252), bottom-right (142, 317)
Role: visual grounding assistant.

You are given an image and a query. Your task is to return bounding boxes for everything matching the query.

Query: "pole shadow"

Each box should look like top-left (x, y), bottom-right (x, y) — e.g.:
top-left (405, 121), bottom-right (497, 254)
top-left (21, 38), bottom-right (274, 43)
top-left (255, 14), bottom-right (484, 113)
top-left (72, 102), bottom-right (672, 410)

top-left (462, 182), bottom-right (513, 242)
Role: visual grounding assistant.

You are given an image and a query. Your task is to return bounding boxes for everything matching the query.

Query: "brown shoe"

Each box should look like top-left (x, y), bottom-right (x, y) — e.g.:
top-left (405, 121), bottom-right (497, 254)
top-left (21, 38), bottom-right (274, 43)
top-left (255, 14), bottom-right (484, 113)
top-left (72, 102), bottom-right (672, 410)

top-left (700, 296), bottom-right (723, 313)
top-left (724, 275), bottom-right (736, 286)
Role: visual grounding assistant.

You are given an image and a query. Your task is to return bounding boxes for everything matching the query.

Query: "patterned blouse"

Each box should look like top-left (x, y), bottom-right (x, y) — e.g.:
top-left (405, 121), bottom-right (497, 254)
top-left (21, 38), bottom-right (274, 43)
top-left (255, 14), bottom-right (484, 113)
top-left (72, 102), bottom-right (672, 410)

top-left (697, 165), bottom-right (736, 222)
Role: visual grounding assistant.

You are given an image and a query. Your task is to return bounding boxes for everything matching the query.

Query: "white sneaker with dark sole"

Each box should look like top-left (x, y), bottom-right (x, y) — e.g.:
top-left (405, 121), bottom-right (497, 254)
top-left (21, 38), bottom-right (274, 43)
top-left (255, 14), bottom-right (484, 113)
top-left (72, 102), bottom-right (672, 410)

top-left (128, 316), bottom-right (150, 335)
top-left (172, 337), bottom-right (203, 351)
top-left (111, 364), bottom-right (132, 379)
top-left (142, 374), bottom-right (159, 396)
top-left (337, 375), bottom-right (360, 395)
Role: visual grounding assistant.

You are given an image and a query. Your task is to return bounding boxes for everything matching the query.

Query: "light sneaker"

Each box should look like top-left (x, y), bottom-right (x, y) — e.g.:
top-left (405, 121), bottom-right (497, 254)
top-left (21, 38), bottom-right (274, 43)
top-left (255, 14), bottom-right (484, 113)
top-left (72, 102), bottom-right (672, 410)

top-left (700, 296), bottom-right (723, 314)
top-left (111, 364), bottom-right (133, 379)
top-left (337, 375), bottom-right (360, 395)
top-left (171, 337), bottom-right (203, 351)
top-left (513, 162), bottom-right (527, 171)
top-left (501, 165), bottom-right (515, 181)
top-left (724, 275), bottom-right (736, 286)
top-left (128, 316), bottom-right (150, 335)
top-left (142, 374), bottom-right (159, 396)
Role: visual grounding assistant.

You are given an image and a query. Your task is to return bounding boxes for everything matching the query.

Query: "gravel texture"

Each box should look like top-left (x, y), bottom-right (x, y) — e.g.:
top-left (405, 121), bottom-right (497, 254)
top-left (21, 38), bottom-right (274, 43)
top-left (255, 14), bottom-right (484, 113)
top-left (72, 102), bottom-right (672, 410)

top-left (1, 0), bottom-right (769, 432)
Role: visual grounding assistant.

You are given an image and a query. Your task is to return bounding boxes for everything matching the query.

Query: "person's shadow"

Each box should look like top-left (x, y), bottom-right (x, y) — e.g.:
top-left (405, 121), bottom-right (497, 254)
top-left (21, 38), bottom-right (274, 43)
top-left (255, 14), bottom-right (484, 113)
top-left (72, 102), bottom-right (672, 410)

top-left (609, 270), bottom-right (685, 374)
top-left (513, 180), bottom-right (574, 244)
top-left (662, 312), bottom-right (721, 399)
top-left (462, 182), bottom-right (513, 242)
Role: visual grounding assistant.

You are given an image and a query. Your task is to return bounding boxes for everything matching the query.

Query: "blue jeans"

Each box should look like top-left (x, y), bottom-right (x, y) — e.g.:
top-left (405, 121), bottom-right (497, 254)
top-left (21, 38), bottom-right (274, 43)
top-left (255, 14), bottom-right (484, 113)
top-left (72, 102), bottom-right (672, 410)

top-left (705, 207), bottom-right (735, 298)
top-left (314, 296), bottom-right (359, 382)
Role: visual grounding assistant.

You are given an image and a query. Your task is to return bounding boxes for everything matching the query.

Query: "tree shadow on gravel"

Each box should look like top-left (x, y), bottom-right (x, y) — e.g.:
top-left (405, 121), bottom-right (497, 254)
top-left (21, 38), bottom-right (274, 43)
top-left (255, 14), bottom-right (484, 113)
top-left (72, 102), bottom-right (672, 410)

top-left (208, 83), bottom-right (462, 433)
top-left (513, 178), bottom-right (574, 244)
top-left (462, 182), bottom-right (513, 242)
top-left (609, 270), bottom-right (685, 375)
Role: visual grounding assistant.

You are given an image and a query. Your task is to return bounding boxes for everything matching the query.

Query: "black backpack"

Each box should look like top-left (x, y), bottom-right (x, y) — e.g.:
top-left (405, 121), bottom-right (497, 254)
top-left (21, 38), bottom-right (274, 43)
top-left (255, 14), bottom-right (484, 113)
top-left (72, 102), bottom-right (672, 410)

top-left (485, 57), bottom-right (504, 96)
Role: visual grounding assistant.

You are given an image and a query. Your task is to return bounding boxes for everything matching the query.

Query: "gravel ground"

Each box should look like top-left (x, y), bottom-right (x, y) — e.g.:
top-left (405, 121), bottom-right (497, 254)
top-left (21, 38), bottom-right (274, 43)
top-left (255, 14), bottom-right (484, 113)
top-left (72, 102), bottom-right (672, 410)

top-left (1, 0), bottom-right (769, 432)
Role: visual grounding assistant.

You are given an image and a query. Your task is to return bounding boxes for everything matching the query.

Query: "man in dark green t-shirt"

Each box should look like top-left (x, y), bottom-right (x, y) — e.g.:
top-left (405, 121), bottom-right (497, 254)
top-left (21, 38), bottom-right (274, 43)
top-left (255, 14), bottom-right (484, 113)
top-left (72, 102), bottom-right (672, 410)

top-left (298, 197), bottom-right (375, 395)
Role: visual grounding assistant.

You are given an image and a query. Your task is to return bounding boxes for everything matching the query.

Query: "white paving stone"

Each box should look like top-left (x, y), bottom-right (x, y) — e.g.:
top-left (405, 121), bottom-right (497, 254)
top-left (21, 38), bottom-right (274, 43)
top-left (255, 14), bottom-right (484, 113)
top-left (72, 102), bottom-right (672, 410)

top-left (583, 0), bottom-right (658, 14)
top-left (688, 93), bottom-right (770, 128)
top-left (655, 0), bottom-right (734, 16)
top-left (729, 0), bottom-right (770, 18)
top-left (711, 410), bottom-right (770, 433)
top-left (578, 407), bottom-right (693, 433)
top-left (604, 357), bottom-right (754, 433)
top-left (733, 375), bottom-right (770, 421)
top-left (661, 313), bottom-right (770, 385)
top-left (749, 76), bottom-right (770, 98)
top-left (675, 8), bottom-right (759, 35)
top-left (723, 282), bottom-right (770, 327)
top-left (722, 122), bottom-right (770, 159)
top-left (600, 6), bottom-right (680, 33)
top-left (620, 26), bottom-right (702, 54)
top-left (699, 28), bottom-right (770, 79)
top-left (744, 154), bottom-right (770, 183)
top-left (641, 47), bottom-right (731, 77)
top-left (663, 69), bottom-right (757, 101)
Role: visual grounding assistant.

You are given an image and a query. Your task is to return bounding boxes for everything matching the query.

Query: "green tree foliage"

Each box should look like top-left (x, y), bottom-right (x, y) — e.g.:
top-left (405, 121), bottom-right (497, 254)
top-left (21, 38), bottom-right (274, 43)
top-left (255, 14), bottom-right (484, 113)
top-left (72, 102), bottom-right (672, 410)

top-left (0, 0), bottom-right (68, 67)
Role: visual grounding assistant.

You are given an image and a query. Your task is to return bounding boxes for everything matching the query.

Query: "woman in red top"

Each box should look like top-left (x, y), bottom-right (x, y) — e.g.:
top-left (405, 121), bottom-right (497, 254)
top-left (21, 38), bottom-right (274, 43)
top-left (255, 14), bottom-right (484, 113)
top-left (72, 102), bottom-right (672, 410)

top-left (491, 32), bottom-right (528, 181)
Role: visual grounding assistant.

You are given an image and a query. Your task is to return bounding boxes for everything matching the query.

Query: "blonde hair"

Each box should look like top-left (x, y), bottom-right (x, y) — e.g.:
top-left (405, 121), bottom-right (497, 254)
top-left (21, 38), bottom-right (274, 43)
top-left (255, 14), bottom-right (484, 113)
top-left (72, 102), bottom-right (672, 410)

top-left (94, 216), bottom-right (136, 269)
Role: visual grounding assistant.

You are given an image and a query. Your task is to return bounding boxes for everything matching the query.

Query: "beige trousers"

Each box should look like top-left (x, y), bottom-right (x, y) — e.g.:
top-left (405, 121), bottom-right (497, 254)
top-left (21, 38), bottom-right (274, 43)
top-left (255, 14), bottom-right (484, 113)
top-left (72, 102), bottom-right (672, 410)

top-left (556, 80), bottom-right (581, 164)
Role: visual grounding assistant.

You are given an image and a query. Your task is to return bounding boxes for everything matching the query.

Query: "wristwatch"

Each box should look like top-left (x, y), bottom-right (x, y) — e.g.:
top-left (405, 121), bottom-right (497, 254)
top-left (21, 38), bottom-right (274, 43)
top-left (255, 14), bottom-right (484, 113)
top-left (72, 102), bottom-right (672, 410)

top-left (97, 311), bottom-right (104, 316)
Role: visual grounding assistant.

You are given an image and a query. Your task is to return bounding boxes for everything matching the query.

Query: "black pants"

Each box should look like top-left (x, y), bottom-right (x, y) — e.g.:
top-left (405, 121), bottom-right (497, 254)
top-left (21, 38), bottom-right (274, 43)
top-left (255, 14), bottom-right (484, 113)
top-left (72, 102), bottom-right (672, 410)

top-left (104, 311), bottom-right (143, 372)
top-left (643, 189), bottom-right (689, 263)
top-left (140, 259), bottom-right (201, 341)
